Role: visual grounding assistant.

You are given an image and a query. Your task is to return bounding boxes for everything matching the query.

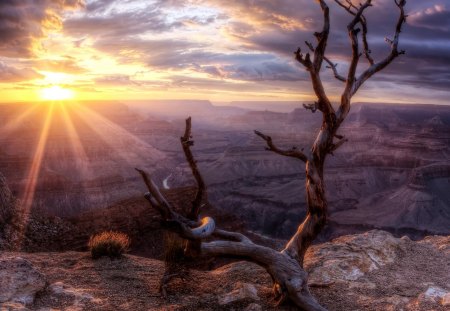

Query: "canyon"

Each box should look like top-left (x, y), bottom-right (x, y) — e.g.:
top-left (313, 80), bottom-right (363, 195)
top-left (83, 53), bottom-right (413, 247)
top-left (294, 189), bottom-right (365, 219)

top-left (0, 100), bottom-right (449, 247)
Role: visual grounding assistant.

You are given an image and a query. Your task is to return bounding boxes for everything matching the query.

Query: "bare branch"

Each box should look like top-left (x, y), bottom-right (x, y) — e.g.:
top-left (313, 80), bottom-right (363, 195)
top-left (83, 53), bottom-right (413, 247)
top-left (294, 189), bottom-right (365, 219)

top-left (136, 168), bottom-right (214, 240)
top-left (135, 168), bottom-right (171, 219)
top-left (294, 1), bottom-right (335, 120)
top-left (309, 0), bottom-right (336, 118)
top-left (313, 0), bottom-right (330, 72)
top-left (254, 130), bottom-right (308, 162)
top-left (294, 47), bottom-right (312, 69)
top-left (213, 229), bottom-right (252, 243)
top-left (303, 102), bottom-right (318, 113)
top-left (344, 1), bottom-right (373, 94)
top-left (328, 136), bottom-right (348, 155)
top-left (335, 0), bottom-right (374, 65)
top-left (360, 15), bottom-right (374, 65)
top-left (352, 0), bottom-right (407, 96)
top-left (305, 41), bottom-right (346, 82)
top-left (180, 117), bottom-right (206, 220)
top-left (334, 0), bottom-right (357, 14)
top-left (325, 61), bottom-right (347, 82)
top-left (335, 0), bottom-right (374, 126)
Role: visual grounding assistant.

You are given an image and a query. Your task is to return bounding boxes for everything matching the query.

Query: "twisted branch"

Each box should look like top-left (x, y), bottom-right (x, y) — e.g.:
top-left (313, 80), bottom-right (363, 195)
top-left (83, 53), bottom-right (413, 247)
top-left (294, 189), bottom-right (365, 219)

top-left (254, 130), bottom-right (308, 162)
top-left (351, 0), bottom-right (407, 96)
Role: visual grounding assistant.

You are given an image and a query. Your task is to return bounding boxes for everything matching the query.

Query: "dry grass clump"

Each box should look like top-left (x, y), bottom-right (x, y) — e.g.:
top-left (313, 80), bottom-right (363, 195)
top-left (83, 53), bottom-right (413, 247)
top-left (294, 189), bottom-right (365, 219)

top-left (88, 231), bottom-right (130, 259)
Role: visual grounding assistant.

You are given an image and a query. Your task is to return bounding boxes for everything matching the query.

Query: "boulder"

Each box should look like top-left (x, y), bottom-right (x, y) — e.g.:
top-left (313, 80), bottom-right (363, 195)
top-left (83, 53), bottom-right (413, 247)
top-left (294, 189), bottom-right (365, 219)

top-left (0, 256), bottom-right (46, 305)
top-left (304, 230), bottom-right (405, 285)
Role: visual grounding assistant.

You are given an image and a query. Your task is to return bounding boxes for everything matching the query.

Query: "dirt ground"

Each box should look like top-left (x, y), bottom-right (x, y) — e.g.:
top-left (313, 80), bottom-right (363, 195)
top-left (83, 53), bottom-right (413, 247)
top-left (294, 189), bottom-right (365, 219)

top-left (3, 234), bottom-right (447, 311)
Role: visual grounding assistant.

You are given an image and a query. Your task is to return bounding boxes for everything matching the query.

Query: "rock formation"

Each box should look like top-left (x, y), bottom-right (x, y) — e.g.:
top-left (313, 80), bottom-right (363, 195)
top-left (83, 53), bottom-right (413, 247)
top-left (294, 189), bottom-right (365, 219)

top-left (0, 230), bottom-right (448, 310)
top-left (0, 102), bottom-right (449, 240)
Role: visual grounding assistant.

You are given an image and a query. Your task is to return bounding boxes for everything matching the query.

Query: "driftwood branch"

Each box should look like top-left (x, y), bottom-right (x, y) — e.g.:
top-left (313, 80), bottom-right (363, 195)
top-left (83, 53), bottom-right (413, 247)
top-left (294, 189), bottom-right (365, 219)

top-left (254, 130), bottom-right (308, 162)
top-left (180, 117), bottom-right (206, 220)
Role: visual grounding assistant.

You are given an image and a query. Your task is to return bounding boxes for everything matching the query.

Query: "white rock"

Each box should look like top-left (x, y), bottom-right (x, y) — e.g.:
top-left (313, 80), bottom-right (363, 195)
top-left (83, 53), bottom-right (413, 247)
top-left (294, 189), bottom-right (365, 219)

top-left (416, 285), bottom-right (449, 307)
top-left (0, 257), bottom-right (46, 305)
top-left (218, 282), bottom-right (259, 305)
top-left (305, 230), bottom-right (405, 284)
top-left (48, 281), bottom-right (102, 307)
top-left (423, 286), bottom-right (447, 299)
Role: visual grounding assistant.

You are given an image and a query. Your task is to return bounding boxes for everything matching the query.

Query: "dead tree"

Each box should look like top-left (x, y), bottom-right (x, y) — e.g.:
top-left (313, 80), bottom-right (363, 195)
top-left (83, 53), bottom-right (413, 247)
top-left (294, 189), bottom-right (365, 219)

top-left (137, 1), bottom-right (407, 309)
top-left (150, 117), bottom-right (207, 298)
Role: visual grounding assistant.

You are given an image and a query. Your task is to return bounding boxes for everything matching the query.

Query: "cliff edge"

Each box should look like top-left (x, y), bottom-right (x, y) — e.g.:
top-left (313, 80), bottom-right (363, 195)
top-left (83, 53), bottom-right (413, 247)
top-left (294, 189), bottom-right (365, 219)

top-left (1, 230), bottom-right (448, 311)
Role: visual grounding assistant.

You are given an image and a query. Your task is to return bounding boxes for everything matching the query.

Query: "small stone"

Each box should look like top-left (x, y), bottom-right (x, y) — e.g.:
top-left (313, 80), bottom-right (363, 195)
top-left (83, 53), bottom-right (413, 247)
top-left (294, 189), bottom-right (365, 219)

top-left (0, 302), bottom-right (31, 311)
top-left (244, 303), bottom-right (262, 311)
top-left (423, 286), bottom-right (447, 300)
top-left (218, 282), bottom-right (259, 305)
top-left (442, 293), bottom-right (450, 306)
top-left (416, 286), bottom-right (449, 306)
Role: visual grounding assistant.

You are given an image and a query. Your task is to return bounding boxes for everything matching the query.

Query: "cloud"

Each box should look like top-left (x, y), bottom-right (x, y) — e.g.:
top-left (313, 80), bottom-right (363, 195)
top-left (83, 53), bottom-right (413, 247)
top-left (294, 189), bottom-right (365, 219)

top-left (0, 62), bottom-right (43, 82)
top-left (0, 0), bottom-right (84, 57)
top-left (32, 58), bottom-right (86, 73)
top-left (64, 7), bottom-right (182, 38)
top-left (192, 58), bottom-right (305, 82)
top-left (94, 74), bottom-right (136, 86)
top-left (199, 0), bottom-right (318, 31)
top-left (409, 4), bottom-right (450, 32)
top-left (2, 0), bottom-right (448, 103)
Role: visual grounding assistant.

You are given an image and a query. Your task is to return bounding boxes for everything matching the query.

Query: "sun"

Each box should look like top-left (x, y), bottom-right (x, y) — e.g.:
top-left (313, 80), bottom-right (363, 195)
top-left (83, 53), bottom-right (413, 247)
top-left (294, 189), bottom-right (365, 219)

top-left (40, 85), bottom-right (75, 101)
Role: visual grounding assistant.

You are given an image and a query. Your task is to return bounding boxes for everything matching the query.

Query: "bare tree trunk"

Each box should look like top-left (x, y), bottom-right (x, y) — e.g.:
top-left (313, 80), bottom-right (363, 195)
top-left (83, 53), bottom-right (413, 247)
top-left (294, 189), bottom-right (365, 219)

top-left (283, 126), bottom-right (332, 266)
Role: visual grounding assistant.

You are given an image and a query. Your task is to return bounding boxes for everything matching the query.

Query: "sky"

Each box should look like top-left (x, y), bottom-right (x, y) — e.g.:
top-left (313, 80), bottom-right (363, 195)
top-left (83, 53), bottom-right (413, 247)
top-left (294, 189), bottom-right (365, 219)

top-left (0, 0), bottom-right (449, 104)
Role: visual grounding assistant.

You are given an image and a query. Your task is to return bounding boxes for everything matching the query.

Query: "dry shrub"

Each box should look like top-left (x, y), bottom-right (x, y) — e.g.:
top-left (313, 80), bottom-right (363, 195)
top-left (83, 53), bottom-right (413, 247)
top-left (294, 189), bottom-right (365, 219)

top-left (88, 231), bottom-right (130, 259)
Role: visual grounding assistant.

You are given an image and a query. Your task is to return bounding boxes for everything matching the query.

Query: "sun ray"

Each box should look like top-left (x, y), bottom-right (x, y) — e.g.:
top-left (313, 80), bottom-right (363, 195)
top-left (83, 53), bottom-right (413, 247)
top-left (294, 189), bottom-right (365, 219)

top-left (1, 104), bottom-right (39, 138)
top-left (71, 103), bottom-right (164, 165)
top-left (60, 104), bottom-right (91, 179)
top-left (16, 103), bottom-right (55, 246)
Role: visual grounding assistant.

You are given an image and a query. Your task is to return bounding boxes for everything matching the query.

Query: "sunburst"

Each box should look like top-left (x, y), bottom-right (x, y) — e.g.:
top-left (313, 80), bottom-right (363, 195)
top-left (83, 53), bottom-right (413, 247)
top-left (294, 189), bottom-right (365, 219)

top-left (40, 85), bottom-right (75, 101)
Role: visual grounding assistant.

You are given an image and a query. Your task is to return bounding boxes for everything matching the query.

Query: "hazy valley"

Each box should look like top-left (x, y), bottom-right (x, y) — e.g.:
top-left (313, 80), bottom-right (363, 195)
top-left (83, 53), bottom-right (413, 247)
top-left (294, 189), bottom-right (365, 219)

top-left (0, 100), bottom-right (449, 250)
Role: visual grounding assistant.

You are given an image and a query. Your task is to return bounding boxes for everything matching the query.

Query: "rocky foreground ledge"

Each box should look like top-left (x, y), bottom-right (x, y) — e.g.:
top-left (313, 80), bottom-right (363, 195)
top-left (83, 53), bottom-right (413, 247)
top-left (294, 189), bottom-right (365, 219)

top-left (1, 230), bottom-right (449, 311)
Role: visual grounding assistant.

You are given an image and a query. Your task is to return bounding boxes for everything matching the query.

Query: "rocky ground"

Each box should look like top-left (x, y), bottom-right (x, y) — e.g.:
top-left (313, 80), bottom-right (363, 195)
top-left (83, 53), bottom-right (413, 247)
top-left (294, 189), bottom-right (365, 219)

top-left (1, 230), bottom-right (449, 311)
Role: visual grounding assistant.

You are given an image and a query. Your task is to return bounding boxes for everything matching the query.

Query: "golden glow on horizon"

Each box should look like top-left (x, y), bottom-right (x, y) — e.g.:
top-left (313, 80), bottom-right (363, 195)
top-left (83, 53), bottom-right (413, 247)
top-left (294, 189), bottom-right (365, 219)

top-left (40, 85), bottom-right (75, 101)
